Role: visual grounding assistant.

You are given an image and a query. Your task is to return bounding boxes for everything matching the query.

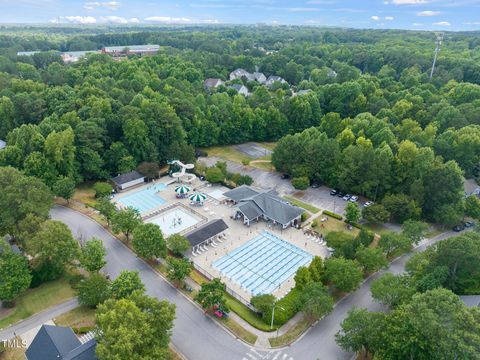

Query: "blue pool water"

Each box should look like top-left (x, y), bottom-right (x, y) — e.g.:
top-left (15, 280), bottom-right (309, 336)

top-left (213, 231), bottom-right (313, 296)
top-left (115, 183), bottom-right (167, 213)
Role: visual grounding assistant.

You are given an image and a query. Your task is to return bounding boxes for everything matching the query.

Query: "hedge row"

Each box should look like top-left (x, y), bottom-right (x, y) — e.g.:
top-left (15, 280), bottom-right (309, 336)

top-left (322, 210), bottom-right (343, 220)
top-left (266, 288), bottom-right (301, 325)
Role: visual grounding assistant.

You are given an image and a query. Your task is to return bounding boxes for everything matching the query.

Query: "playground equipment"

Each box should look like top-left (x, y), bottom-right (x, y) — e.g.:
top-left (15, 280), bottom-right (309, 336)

top-left (168, 160), bottom-right (196, 183)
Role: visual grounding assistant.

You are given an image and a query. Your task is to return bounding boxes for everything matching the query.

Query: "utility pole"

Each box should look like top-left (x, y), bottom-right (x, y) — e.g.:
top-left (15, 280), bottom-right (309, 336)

top-left (430, 32), bottom-right (444, 79)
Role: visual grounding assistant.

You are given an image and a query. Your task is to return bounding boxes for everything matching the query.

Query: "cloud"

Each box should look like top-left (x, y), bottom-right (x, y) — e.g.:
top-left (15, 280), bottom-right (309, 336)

top-left (412, 22), bottom-right (424, 26)
top-left (84, 1), bottom-right (119, 11)
top-left (385, 16), bottom-right (394, 20)
top-left (63, 16), bottom-right (97, 24)
top-left (386, 0), bottom-right (429, 4)
top-left (128, 17), bottom-right (140, 23)
top-left (372, 15), bottom-right (393, 21)
top-left (433, 21), bottom-right (451, 26)
top-left (417, 10), bottom-right (440, 16)
top-left (144, 16), bottom-right (191, 24)
top-left (199, 19), bottom-right (220, 24)
top-left (101, 15), bottom-right (128, 23)
top-left (371, 15), bottom-right (380, 21)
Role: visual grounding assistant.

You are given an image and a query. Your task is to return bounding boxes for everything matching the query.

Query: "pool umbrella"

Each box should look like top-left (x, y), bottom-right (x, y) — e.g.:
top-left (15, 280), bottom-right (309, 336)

top-left (175, 185), bottom-right (191, 194)
top-left (189, 192), bottom-right (207, 203)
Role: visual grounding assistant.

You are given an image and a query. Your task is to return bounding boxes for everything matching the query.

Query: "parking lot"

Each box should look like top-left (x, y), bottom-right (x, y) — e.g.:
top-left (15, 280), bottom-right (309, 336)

top-left (199, 156), bottom-right (359, 215)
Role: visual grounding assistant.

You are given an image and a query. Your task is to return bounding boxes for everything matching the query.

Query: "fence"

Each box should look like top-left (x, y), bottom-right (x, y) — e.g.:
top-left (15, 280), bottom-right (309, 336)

top-left (192, 262), bottom-right (256, 311)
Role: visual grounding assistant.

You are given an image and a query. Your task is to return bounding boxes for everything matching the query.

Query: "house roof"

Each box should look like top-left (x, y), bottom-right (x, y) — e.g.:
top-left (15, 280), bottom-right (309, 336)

top-left (464, 178), bottom-right (480, 196)
top-left (228, 84), bottom-right (247, 92)
top-left (111, 170), bottom-right (144, 186)
top-left (26, 325), bottom-right (81, 360)
top-left (103, 45), bottom-right (159, 52)
top-left (459, 295), bottom-right (480, 308)
top-left (224, 186), bottom-right (303, 225)
top-left (204, 78), bottom-right (222, 88)
top-left (0, 140), bottom-right (6, 149)
top-left (186, 219), bottom-right (229, 247)
top-left (64, 339), bottom-right (97, 360)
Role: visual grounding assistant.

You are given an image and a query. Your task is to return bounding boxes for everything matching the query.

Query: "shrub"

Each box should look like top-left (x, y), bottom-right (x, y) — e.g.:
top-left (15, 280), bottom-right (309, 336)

top-left (291, 177), bottom-right (309, 190)
top-left (265, 288), bottom-right (301, 325)
top-left (93, 182), bottom-right (113, 198)
top-left (323, 210), bottom-right (343, 220)
top-left (72, 326), bottom-right (95, 335)
top-left (205, 167), bottom-right (224, 183)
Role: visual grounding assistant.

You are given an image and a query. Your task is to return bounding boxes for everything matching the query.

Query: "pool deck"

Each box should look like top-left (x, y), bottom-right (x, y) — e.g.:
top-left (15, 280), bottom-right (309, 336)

top-left (111, 179), bottom-right (330, 301)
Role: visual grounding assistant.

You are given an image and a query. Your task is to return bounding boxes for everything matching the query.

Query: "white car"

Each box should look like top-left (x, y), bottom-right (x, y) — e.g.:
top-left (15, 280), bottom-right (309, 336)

top-left (364, 201), bottom-right (374, 207)
top-left (349, 195), bottom-right (359, 202)
top-left (343, 194), bottom-right (351, 201)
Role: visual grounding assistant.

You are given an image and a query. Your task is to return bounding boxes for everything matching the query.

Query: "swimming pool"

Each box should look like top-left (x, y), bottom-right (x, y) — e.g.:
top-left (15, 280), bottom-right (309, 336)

top-left (213, 231), bottom-right (313, 296)
top-left (145, 207), bottom-right (201, 237)
top-left (115, 183), bottom-right (167, 213)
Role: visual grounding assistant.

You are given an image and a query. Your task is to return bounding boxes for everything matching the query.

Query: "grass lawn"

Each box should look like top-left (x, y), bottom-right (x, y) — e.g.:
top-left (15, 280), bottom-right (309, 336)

top-left (283, 196), bottom-right (320, 214)
top-left (0, 275), bottom-right (75, 329)
top-left (362, 223), bottom-right (392, 236)
top-left (72, 182), bottom-right (96, 206)
top-left (224, 293), bottom-right (274, 332)
top-left (219, 317), bottom-right (257, 345)
top-left (250, 160), bottom-right (274, 171)
top-left (268, 318), bottom-right (310, 347)
top-left (311, 215), bottom-right (360, 236)
top-left (54, 306), bottom-right (95, 330)
top-left (202, 145), bottom-right (252, 164)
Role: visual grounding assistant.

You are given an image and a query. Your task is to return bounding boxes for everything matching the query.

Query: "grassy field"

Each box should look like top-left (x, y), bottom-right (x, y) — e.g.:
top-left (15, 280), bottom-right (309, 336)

top-left (311, 215), bottom-right (360, 236)
top-left (0, 275), bottom-right (75, 329)
top-left (54, 306), bottom-right (95, 330)
top-left (269, 318), bottom-right (310, 347)
top-left (219, 317), bottom-right (258, 345)
top-left (72, 182), bottom-right (96, 207)
top-left (202, 145), bottom-right (252, 163)
top-left (224, 293), bottom-right (274, 332)
top-left (283, 196), bottom-right (320, 214)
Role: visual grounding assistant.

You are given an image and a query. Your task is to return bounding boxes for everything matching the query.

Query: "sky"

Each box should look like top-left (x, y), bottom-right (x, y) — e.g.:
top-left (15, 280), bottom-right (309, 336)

top-left (0, 0), bottom-right (479, 31)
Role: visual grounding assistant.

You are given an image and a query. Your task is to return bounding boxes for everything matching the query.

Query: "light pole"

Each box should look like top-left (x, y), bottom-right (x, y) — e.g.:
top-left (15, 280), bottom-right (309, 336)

top-left (271, 304), bottom-right (285, 330)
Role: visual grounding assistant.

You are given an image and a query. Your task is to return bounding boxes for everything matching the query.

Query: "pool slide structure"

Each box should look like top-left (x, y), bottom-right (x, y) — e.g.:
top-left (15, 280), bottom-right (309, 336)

top-left (168, 160), bottom-right (196, 183)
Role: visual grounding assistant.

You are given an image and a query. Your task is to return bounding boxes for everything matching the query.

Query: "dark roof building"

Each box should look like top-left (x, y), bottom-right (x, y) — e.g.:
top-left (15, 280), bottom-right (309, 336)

top-left (459, 295), bottom-right (480, 308)
top-left (111, 170), bottom-right (145, 191)
top-left (224, 185), bottom-right (303, 228)
top-left (26, 325), bottom-right (97, 360)
top-left (186, 219), bottom-right (229, 249)
top-left (204, 78), bottom-right (223, 89)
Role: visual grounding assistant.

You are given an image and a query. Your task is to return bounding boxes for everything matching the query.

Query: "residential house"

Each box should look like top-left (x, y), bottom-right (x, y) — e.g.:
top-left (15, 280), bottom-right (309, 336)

top-left (229, 68), bottom-right (254, 81)
top-left (253, 72), bottom-right (267, 84)
top-left (228, 84), bottom-right (250, 96)
top-left (0, 139), bottom-right (5, 150)
top-left (203, 78), bottom-right (224, 90)
top-left (266, 75), bottom-right (287, 87)
top-left (459, 295), bottom-right (480, 308)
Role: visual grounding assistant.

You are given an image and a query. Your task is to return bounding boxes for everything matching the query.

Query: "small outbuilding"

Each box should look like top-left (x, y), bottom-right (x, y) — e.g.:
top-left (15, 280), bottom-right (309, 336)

top-left (111, 170), bottom-right (145, 191)
top-left (186, 219), bottom-right (229, 253)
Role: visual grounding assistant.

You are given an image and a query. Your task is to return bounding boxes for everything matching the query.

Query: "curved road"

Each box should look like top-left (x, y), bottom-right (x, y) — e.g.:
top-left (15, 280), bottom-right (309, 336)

top-left (51, 206), bottom-right (457, 360)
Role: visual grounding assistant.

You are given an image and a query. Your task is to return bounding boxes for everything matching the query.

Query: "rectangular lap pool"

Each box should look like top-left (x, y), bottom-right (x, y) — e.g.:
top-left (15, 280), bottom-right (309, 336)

top-left (213, 231), bottom-right (313, 296)
top-left (115, 183), bottom-right (167, 214)
top-left (145, 207), bottom-right (201, 237)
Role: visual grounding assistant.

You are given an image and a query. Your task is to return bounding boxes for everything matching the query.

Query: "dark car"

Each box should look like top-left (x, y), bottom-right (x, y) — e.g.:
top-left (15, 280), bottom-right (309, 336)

top-left (311, 183), bottom-right (320, 188)
top-left (453, 224), bottom-right (465, 232)
top-left (337, 191), bottom-right (346, 198)
top-left (330, 189), bottom-right (339, 196)
top-left (463, 221), bottom-right (475, 228)
top-left (281, 174), bottom-right (290, 180)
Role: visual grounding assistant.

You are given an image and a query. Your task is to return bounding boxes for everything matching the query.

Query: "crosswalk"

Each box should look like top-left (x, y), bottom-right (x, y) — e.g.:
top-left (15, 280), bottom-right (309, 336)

top-left (242, 348), bottom-right (294, 360)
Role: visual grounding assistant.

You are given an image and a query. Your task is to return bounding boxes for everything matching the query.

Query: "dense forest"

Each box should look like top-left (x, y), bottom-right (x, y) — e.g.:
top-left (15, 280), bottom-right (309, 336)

top-left (0, 25), bottom-right (480, 224)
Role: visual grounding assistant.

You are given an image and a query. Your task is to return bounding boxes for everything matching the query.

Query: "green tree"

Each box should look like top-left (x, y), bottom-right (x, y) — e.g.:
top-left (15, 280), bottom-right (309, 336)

top-left (465, 195), bottom-right (480, 219)
top-left (298, 282), bottom-right (334, 323)
top-left (325, 231), bottom-right (359, 259)
top-left (44, 128), bottom-right (76, 178)
top-left (345, 202), bottom-right (361, 223)
top-left (336, 308), bottom-right (386, 358)
top-left (95, 291), bottom-right (175, 360)
top-left (94, 182), bottom-right (113, 198)
top-left (167, 234), bottom-right (191, 255)
top-left (355, 246), bottom-right (388, 273)
top-left (111, 270), bottom-right (145, 299)
top-left (0, 167), bottom-right (53, 237)
top-left (362, 204), bottom-right (390, 224)
top-left (291, 176), bottom-right (309, 190)
top-left (96, 197), bottom-right (117, 226)
top-left (137, 162), bottom-right (159, 181)
top-left (52, 176), bottom-right (75, 203)
top-left (401, 220), bottom-right (429, 245)
top-left (195, 278), bottom-right (228, 314)
top-left (77, 273), bottom-right (111, 308)
top-left (370, 273), bottom-right (415, 308)
top-left (324, 257), bottom-right (363, 292)
top-left (205, 167), bottom-right (224, 183)
top-left (0, 251), bottom-right (32, 307)
top-left (80, 238), bottom-right (106, 273)
top-left (355, 229), bottom-right (375, 247)
top-left (382, 194), bottom-right (421, 223)
top-left (250, 294), bottom-right (276, 317)
top-left (111, 208), bottom-right (141, 242)
top-left (132, 223), bottom-right (166, 260)
top-left (294, 266), bottom-right (313, 290)
top-left (167, 257), bottom-right (192, 286)
top-left (27, 220), bottom-right (79, 280)
top-left (378, 232), bottom-right (412, 257)
top-left (308, 256), bottom-right (324, 283)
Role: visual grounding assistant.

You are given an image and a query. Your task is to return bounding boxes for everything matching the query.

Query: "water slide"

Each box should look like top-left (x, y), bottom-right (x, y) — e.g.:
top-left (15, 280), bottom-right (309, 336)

top-left (169, 160), bottom-right (196, 183)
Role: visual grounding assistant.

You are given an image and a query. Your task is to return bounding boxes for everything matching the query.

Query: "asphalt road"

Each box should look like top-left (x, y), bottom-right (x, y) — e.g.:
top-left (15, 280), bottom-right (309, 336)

top-left (49, 206), bottom-right (458, 360)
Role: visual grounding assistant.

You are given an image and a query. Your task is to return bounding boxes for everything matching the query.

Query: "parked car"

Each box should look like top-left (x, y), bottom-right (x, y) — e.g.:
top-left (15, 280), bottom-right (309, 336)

top-left (463, 221), bottom-right (475, 228)
top-left (349, 195), bottom-right (359, 202)
top-left (281, 174), bottom-right (290, 180)
top-left (453, 224), bottom-right (465, 232)
top-left (337, 191), bottom-right (346, 198)
top-left (343, 194), bottom-right (351, 201)
top-left (364, 201), bottom-right (374, 207)
top-left (311, 183), bottom-right (320, 188)
top-left (330, 189), bottom-right (339, 196)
